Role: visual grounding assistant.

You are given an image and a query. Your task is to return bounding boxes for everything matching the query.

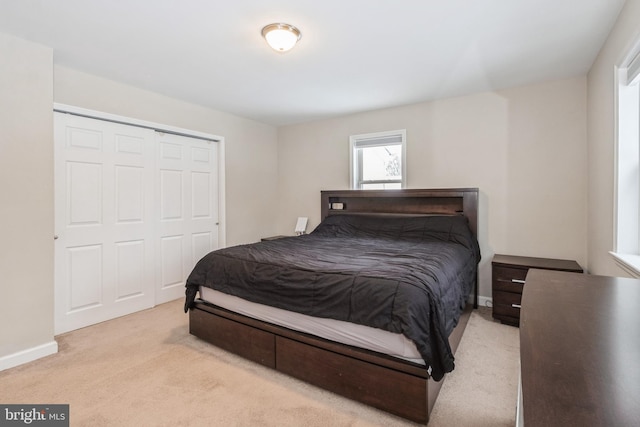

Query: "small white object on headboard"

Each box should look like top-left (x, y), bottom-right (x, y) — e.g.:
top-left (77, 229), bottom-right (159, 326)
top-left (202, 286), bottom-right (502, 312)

top-left (295, 217), bottom-right (308, 235)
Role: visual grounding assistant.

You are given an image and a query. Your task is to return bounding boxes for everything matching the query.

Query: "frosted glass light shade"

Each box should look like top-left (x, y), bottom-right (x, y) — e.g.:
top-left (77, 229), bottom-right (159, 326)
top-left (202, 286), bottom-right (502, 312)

top-left (262, 23), bottom-right (301, 52)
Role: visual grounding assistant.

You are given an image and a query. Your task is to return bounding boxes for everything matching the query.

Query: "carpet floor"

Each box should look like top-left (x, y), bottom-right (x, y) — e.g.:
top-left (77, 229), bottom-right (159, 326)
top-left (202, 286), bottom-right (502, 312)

top-left (0, 300), bottom-right (519, 426)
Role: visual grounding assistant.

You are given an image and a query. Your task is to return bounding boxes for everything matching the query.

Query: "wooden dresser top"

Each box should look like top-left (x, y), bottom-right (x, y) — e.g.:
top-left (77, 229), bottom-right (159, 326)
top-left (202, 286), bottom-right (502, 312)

top-left (520, 269), bottom-right (640, 426)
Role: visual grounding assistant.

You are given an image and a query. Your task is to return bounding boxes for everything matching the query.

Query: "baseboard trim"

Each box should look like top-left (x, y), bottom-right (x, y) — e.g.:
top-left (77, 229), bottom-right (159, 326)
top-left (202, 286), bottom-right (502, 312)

top-left (0, 341), bottom-right (58, 372)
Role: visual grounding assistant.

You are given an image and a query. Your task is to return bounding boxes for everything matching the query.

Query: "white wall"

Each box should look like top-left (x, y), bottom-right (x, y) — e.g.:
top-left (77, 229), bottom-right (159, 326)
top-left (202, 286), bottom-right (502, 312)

top-left (0, 32), bottom-right (279, 367)
top-left (54, 66), bottom-right (279, 246)
top-left (587, 0), bottom-right (640, 277)
top-left (0, 33), bottom-right (56, 364)
top-left (277, 77), bottom-right (588, 300)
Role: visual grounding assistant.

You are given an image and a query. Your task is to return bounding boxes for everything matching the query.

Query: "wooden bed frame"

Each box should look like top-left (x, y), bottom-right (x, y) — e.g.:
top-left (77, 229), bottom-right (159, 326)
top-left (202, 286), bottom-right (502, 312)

top-left (189, 188), bottom-right (479, 423)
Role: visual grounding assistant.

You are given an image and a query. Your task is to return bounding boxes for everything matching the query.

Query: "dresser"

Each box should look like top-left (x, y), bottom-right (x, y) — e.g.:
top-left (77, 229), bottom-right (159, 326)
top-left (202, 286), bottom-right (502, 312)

top-left (519, 269), bottom-right (640, 426)
top-left (492, 254), bottom-right (583, 326)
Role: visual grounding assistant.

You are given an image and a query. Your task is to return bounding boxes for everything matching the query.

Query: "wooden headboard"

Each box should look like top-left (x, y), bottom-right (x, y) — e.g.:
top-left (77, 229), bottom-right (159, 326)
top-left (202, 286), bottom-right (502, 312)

top-left (321, 188), bottom-right (479, 239)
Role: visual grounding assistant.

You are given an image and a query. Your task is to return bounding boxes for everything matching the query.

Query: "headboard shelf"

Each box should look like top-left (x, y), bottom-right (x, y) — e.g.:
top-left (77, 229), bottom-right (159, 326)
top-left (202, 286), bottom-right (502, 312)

top-left (321, 188), bottom-right (479, 238)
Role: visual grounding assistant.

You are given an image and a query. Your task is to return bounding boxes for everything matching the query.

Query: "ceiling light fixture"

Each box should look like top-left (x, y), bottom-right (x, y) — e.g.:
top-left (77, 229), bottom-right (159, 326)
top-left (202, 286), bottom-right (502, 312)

top-left (261, 23), bottom-right (301, 53)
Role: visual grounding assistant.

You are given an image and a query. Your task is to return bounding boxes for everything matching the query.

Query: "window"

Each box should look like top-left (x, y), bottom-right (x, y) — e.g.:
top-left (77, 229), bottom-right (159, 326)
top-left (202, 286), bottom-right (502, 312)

top-left (350, 130), bottom-right (406, 189)
top-left (613, 43), bottom-right (640, 276)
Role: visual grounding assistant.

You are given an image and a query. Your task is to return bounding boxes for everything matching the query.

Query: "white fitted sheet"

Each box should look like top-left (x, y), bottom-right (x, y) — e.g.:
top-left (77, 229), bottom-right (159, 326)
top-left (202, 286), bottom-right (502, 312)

top-left (199, 286), bottom-right (424, 364)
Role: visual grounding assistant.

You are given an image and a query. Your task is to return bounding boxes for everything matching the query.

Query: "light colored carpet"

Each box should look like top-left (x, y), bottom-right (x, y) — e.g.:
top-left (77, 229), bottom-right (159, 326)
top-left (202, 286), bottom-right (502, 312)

top-left (0, 301), bottom-right (519, 426)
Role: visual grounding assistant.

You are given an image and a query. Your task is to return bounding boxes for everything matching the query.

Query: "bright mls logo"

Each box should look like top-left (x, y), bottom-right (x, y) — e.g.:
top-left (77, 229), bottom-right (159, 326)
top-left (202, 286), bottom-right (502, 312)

top-left (0, 405), bottom-right (69, 426)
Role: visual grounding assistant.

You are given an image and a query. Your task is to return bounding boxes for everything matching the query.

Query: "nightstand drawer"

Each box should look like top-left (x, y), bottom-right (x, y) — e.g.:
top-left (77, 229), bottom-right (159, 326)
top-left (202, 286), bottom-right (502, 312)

top-left (493, 275), bottom-right (525, 292)
top-left (493, 266), bottom-right (527, 281)
top-left (493, 291), bottom-right (522, 324)
top-left (493, 290), bottom-right (522, 310)
top-left (492, 266), bottom-right (527, 293)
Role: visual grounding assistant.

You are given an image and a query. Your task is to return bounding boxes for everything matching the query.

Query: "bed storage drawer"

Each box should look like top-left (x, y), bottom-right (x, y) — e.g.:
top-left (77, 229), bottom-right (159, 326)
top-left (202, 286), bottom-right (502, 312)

top-left (190, 307), bottom-right (276, 368)
top-left (275, 336), bottom-right (428, 423)
top-left (189, 300), bottom-right (472, 424)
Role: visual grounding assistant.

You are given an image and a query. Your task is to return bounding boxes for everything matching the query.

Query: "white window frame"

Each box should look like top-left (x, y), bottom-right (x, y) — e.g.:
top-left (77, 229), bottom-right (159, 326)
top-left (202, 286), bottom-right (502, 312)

top-left (611, 38), bottom-right (640, 277)
top-left (349, 129), bottom-right (407, 190)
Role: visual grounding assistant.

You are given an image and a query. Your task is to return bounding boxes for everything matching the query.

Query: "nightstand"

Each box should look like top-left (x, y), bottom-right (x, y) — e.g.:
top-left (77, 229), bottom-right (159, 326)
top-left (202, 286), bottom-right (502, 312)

top-left (260, 235), bottom-right (291, 241)
top-left (492, 254), bottom-right (583, 326)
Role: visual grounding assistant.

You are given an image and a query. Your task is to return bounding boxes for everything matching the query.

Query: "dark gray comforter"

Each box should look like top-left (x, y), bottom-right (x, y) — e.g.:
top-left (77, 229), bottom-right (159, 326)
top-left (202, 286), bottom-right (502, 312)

top-left (184, 214), bottom-right (480, 381)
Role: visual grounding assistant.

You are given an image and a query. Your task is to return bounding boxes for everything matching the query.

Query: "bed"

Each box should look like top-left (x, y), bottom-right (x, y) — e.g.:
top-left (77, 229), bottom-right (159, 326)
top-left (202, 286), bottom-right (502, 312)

top-left (185, 188), bottom-right (480, 423)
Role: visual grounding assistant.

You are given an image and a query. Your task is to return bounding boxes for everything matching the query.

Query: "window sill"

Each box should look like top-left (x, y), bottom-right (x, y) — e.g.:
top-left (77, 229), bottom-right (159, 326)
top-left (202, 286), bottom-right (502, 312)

top-left (610, 251), bottom-right (640, 278)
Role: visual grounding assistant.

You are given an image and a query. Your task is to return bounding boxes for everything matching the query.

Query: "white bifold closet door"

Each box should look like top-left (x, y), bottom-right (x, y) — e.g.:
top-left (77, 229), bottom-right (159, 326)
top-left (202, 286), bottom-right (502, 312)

top-left (156, 132), bottom-right (218, 304)
top-left (54, 113), bottom-right (218, 334)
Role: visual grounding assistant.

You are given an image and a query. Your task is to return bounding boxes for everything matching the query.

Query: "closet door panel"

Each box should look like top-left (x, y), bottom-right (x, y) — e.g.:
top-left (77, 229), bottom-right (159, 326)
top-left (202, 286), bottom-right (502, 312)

top-left (156, 133), bottom-right (219, 304)
top-left (54, 113), bottom-right (155, 334)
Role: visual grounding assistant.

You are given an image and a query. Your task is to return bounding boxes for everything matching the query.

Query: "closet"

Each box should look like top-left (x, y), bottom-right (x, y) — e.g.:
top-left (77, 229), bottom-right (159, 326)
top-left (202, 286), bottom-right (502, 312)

top-left (54, 108), bottom-right (221, 334)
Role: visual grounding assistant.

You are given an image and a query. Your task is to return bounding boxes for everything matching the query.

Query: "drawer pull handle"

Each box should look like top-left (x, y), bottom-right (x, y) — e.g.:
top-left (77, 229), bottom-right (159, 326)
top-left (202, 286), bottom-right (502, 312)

top-left (511, 279), bottom-right (526, 284)
top-left (512, 304), bottom-right (522, 309)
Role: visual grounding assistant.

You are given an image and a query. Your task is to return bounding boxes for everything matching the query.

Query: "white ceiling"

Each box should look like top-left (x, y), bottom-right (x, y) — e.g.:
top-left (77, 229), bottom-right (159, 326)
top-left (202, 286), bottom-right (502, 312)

top-left (0, 1), bottom-right (626, 126)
